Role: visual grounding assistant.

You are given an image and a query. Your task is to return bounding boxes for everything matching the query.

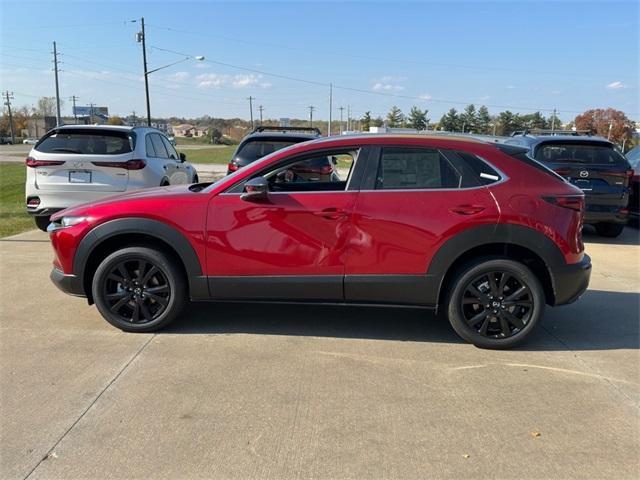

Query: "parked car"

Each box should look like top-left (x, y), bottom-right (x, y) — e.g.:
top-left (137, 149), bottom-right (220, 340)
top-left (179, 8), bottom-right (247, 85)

top-left (23, 138), bottom-right (38, 145)
top-left (48, 134), bottom-right (591, 349)
top-left (505, 130), bottom-right (632, 237)
top-left (625, 145), bottom-right (640, 223)
top-left (227, 125), bottom-right (322, 174)
top-left (0, 136), bottom-right (12, 144)
top-left (25, 125), bottom-right (198, 231)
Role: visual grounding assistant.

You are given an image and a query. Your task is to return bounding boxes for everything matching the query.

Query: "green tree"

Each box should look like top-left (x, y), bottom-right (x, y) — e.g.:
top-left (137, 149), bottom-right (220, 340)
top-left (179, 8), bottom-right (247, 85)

top-left (546, 112), bottom-right (563, 130)
top-left (386, 105), bottom-right (404, 128)
top-left (439, 108), bottom-right (461, 132)
top-left (361, 111), bottom-right (372, 132)
top-left (496, 110), bottom-right (524, 136)
top-left (372, 116), bottom-right (384, 127)
top-left (407, 106), bottom-right (429, 130)
top-left (460, 104), bottom-right (477, 133)
top-left (476, 105), bottom-right (492, 134)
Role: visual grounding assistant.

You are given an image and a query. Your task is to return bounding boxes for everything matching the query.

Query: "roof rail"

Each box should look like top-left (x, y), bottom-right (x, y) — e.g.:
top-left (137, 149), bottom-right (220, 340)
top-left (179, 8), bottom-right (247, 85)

top-left (511, 129), bottom-right (593, 137)
top-left (251, 125), bottom-right (321, 135)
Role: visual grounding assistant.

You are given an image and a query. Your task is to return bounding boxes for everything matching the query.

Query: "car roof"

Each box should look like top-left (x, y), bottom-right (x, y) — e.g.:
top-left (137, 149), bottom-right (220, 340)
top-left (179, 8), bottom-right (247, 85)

top-left (242, 131), bottom-right (319, 140)
top-left (508, 133), bottom-right (612, 145)
top-left (55, 124), bottom-right (136, 132)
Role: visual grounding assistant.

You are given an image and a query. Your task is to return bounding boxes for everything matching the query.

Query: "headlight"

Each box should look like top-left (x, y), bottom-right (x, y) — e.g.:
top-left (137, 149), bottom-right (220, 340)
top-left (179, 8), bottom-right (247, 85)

top-left (60, 216), bottom-right (88, 227)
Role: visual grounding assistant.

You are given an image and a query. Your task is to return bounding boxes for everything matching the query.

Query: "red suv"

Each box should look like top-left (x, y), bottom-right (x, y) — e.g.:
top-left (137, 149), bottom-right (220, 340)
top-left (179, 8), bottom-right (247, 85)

top-left (48, 135), bottom-right (591, 349)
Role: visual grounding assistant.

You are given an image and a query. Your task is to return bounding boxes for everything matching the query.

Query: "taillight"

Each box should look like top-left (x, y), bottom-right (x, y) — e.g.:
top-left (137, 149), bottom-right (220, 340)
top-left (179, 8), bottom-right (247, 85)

top-left (227, 162), bottom-right (239, 172)
top-left (542, 195), bottom-right (584, 212)
top-left (91, 159), bottom-right (146, 170)
top-left (25, 157), bottom-right (65, 168)
top-left (27, 197), bottom-right (40, 207)
top-left (608, 169), bottom-right (634, 179)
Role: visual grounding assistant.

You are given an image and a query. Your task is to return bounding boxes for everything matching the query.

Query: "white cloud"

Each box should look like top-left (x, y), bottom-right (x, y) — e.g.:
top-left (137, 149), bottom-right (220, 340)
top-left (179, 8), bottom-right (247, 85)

top-left (167, 71), bottom-right (189, 82)
top-left (606, 81), bottom-right (628, 90)
top-left (371, 75), bottom-right (405, 92)
top-left (419, 93), bottom-right (432, 100)
top-left (196, 72), bottom-right (271, 89)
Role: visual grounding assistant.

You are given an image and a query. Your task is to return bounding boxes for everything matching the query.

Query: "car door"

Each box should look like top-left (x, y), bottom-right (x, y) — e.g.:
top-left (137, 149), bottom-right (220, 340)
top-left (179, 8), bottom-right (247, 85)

top-left (160, 134), bottom-right (190, 184)
top-left (344, 145), bottom-right (500, 305)
top-left (148, 133), bottom-right (177, 184)
top-left (205, 147), bottom-right (363, 301)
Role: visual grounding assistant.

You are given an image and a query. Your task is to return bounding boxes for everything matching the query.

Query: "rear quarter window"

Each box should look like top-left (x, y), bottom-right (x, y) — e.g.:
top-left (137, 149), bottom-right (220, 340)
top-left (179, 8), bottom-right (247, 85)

top-left (36, 130), bottom-right (134, 155)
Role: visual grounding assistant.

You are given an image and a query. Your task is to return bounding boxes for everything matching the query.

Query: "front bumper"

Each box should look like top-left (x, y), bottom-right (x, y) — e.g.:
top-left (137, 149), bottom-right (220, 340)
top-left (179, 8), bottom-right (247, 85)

top-left (551, 254), bottom-right (592, 306)
top-left (50, 268), bottom-right (86, 297)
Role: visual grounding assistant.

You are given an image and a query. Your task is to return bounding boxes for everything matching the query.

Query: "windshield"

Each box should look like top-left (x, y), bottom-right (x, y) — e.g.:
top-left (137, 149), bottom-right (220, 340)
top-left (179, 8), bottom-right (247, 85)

top-left (236, 139), bottom-right (299, 162)
top-left (535, 143), bottom-right (627, 165)
top-left (37, 130), bottom-right (134, 155)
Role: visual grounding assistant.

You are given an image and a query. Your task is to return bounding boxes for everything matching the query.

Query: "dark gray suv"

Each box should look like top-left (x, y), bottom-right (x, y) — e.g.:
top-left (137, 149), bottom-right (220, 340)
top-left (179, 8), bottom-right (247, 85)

top-left (505, 131), bottom-right (633, 237)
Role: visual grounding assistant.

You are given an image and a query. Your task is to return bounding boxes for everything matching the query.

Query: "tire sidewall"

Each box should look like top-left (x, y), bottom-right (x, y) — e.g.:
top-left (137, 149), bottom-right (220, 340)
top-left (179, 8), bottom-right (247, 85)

top-left (447, 258), bottom-right (545, 349)
top-left (92, 247), bottom-right (185, 333)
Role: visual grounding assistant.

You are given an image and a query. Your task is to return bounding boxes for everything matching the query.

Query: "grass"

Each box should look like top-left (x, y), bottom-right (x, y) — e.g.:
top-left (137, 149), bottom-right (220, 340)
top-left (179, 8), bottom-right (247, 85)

top-left (177, 146), bottom-right (235, 164)
top-left (0, 162), bottom-right (33, 238)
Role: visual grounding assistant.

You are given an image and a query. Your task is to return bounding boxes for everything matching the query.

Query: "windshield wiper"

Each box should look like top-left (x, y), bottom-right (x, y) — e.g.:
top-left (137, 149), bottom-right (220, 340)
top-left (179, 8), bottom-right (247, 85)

top-left (51, 148), bottom-right (82, 154)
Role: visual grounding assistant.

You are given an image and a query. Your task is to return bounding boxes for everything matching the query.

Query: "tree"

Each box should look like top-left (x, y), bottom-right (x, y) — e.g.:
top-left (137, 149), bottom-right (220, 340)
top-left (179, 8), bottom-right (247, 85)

top-left (495, 110), bottom-right (524, 136)
top-left (476, 106), bottom-right (492, 134)
top-left (407, 106), bottom-right (428, 130)
top-left (372, 116), bottom-right (384, 127)
top-left (107, 116), bottom-right (124, 126)
top-left (439, 108), bottom-right (461, 132)
top-left (459, 104), bottom-right (477, 133)
top-left (520, 111), bottom-right (547, 130)
top-left (361, 111), bottom-right (372, 132)
top-left (386, 106), bottom-right (404, 128)
top-left (574, 108), bottom-right (634, 145)
top-left (546, 112), bottom-right (563, 131)
top-left (36, 97), bottom-right (59, 117)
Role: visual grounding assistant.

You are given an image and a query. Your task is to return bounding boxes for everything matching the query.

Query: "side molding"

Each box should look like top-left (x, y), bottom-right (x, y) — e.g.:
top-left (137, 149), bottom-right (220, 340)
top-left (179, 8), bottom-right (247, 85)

top-left (74, 218), bottom-right (209, 300)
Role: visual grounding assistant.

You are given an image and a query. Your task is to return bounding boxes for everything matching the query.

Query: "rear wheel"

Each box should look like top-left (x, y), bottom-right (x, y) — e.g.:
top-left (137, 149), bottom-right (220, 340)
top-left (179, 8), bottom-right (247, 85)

top-left (595, 222), bottom-right (624, 238)
top-left (34, 216), bottom-right (50, 232)
top-left (446, 258), bottom-right (545, 349)
top-left (92, 247), bottom-right (186, 332)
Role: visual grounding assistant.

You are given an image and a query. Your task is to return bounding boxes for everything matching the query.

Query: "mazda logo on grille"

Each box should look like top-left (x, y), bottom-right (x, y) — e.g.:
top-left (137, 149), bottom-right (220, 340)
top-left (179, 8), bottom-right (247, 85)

top-left (579, 170), bottom-right (589, 178)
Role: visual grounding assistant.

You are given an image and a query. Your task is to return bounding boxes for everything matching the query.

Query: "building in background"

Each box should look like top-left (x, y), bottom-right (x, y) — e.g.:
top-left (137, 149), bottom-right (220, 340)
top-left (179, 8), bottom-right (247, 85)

top-left (172, 123), bottom-right (208, 137)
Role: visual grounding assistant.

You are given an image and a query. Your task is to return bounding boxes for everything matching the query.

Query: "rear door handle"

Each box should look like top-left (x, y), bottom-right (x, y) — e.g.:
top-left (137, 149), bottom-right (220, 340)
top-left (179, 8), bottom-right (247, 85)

top-left (449, 204), bottom-right (485, 215)
top-left (313, 207), bottom-right (347, 220)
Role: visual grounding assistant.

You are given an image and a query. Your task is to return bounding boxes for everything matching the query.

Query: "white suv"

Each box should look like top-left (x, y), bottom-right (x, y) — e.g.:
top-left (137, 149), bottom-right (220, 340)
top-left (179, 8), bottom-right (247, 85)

top-left (25, 125), bottom-right (198, 231)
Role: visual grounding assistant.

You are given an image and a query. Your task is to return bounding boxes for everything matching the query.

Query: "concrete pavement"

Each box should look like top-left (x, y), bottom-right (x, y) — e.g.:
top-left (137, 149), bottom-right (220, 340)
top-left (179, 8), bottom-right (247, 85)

top-left (1, 227), bottom-right (639, 479)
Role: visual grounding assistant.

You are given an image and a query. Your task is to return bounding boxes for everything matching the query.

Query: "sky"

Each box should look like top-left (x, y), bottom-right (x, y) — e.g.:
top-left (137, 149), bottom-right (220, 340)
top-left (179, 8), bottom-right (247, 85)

top-left (1, 0), bottom-right (638, 123)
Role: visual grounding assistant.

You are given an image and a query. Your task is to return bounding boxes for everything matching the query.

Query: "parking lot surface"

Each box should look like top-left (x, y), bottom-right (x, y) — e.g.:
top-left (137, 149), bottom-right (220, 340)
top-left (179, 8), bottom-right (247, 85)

top-left (1, 227), bottom-right (639, 479)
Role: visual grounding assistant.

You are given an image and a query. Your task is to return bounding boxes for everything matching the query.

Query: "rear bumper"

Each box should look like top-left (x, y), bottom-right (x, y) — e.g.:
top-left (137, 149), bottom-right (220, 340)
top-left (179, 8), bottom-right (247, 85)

top-left (50, 268), bottom-right (85, 297)
top-left (551, 254), bottom-right (591, 306)
top-left (584, 210), bottom-right (628, 224)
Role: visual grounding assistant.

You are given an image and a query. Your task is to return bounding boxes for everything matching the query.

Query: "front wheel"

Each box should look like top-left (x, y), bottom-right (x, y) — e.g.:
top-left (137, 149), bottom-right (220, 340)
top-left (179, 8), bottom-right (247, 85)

top-left (446, 258), bottom-right (545, 349)
top-left (92, 247), bottom-right (186, 332)
top-left (34, 215), bottom-right (50, 232)
top-left (595, 222), bottom-right (624, 238)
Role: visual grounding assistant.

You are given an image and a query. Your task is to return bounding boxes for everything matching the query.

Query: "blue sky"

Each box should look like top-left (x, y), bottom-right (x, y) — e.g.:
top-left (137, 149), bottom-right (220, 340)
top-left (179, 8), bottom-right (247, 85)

top-left (1, 0), bottom-right (638, 123)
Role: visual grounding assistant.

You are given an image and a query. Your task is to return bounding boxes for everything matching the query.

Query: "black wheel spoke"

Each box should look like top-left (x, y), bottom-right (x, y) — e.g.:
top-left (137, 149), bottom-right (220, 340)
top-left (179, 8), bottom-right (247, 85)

top-left (479, 317), bottom-right (490, 335)
top-left (499, 316), bottom-right (511, 336)
top-left (141, 266), bottom-right (159, 286)
top-left (138, 299), bottom-right (153, 321)
top-left (136, 260), bottom-right (146, 282)
top-left (466, 309), bottom-right (489, 327)
top-left (503, 300), bottom-right (532, 307)
top-left (146, 285), bottom-right (169, 294)
top-left (146, 292), bottom-right (168, 306)
top-left (107, 273), bottom-right (125, 284)
top-left (488, 273), bottom-right (499, 296)
top-left (462, 297), bottom-right (483, 305)
top-left (116, 263), bottom-right (131, 282)
top-left (131, 302), bottom-right (140, 323)
top-left (503, 310), bottom-right (525, 329)
top-left (498, 273), bottom-right (511, 296)
top-left (467, 285), bottom-right (489, 303)
top-left (505, 286), bottom-right (527, 302)
top-left (110, 296), bottom-right (130, 313)
top-left (106, 291), bottom-right (128, 300)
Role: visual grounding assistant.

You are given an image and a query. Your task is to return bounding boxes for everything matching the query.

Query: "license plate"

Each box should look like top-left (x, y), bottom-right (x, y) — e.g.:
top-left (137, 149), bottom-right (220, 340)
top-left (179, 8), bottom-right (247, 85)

top-left (69, 171), bottom-right (91, 183)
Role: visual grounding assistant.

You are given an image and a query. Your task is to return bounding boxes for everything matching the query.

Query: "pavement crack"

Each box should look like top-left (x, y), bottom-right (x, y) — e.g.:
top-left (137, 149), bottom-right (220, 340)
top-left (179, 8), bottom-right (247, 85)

top-left (22, 334), bottom-right (156, 480)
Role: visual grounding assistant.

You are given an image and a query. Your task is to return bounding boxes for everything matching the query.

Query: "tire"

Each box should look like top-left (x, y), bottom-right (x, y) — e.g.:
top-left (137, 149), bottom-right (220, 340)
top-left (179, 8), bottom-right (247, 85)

top-left (595, 222), bottom-right (624, 238)
top-left (446, 258), bottom-right (545, 349)
top-left (91, 247), bottom-right (186, 332)
top-left (34, 216), bottom-right (50, 232)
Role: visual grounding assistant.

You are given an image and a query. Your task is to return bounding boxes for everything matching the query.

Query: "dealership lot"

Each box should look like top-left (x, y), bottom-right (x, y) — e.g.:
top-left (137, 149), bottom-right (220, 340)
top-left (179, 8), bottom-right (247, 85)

top-left (1, 227), bottom-right (638, 479)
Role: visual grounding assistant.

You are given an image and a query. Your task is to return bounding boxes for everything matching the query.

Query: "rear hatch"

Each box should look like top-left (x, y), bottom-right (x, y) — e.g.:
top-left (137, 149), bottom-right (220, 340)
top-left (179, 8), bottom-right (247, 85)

top-left (534, 140), bottom-right (632, 208)
top-left (29, 128), bottom-right (135, 192)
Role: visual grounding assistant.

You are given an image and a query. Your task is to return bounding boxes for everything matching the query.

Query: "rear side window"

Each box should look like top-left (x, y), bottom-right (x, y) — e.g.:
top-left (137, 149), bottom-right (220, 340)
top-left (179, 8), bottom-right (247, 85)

top-left (446, 151), bottom-right (502, 186)
top-left (145, 135), bottom-right (156, 157)
top-left (375, 147), bottom-right (461, 190)
top-left (37, 130), bottom-right (133, 155)
top-left (535, 143), bottom-right (628, 165)
top-left (237, 140), bottom-right (298, 162)
top-left (150, 133), bottom-right (169, 159)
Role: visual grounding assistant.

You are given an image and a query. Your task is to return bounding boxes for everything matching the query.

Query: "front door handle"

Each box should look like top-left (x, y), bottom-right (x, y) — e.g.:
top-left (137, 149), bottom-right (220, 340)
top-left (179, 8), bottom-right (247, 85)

top-left (449, 204), bottom-right (485, 215)
top-left (313, 208), bottom-right (347, 220)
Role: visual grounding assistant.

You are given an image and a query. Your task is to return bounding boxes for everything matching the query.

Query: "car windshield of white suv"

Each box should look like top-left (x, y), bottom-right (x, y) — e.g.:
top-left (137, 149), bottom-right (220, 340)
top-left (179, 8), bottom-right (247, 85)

top-left (36, 130), bottom-right (134, 155)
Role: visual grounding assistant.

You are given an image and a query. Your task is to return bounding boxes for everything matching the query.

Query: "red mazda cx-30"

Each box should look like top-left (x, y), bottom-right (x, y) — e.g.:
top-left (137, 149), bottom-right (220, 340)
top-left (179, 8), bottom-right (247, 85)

top-left (48, 134), bottom-right (591, 349)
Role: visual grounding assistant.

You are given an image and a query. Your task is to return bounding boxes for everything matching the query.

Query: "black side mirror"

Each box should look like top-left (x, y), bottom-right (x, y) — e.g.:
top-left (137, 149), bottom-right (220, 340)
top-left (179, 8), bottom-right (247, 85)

top-left (179, 152), bottom-right (186, 163)
top-left (241, 176), bottom-right (269, 202)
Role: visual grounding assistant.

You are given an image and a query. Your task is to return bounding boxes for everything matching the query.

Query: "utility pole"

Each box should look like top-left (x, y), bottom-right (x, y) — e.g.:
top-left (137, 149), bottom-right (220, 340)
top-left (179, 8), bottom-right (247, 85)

top-left (3, 91), bottom-right (15, 143)
top-left (258, 105), bottom-right (264, 125)
top-left (307, 105), bottom-right (315, 127)
top-left (347, 105), bottom-right (351, 131)
top-left (247, 96), bottom-right (254, 129)
top-left (53, 41), bottom-right (62, 126)
top-left (328, 83), bottom-right (333, 136)
top-left (69, 95), bottom-right (79, 124)
top-left (551, 108), bottom-right (556, 131)
top-left (136, 17), bottom-right (152, 126)
top-left (88, 103), bottom-right (95, 124)
top-left (338, 106), bottom-right (345, 134)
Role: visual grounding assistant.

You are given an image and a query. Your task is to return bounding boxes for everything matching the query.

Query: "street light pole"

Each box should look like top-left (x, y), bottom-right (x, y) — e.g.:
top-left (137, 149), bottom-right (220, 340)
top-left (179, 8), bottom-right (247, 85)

top-left (53, 41), bottom-right (62, 126)
top-left (138, 17), bottom-right (152, 127)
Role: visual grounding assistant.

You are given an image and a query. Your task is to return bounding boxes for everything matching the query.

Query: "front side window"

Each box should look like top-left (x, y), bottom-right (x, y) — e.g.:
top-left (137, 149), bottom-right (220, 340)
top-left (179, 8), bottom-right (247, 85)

top-left (375, 147), bottom-right (461, 190)
top-left (161, 135), bottom-right (179, 159)
top-left (150, 133), bottom-right (169, 159)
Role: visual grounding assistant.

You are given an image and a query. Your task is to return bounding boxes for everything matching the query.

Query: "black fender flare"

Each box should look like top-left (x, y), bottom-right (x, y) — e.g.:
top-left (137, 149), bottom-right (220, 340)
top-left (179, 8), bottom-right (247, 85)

top-left (427, 224), bottom-right (566, 303)
top-left (74, 218), bottom-right (208, 300)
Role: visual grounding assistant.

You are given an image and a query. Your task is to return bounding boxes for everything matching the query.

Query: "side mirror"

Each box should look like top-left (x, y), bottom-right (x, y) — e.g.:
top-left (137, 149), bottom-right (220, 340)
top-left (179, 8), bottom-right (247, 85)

top-left (179, 152), bottom-right (187, 163)
top-left (241, 176), bottom-right (269, 202)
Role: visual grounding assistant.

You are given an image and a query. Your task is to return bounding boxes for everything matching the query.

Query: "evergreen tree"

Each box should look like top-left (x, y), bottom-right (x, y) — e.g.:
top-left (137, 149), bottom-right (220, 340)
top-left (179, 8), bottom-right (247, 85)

top-left (372, 116), bottom-right (384, 127)
top-left (361, 111), bottom-right (372, 131)
top-left (386, 106), bottom-right (404, 128)
top-left (476, 106), bottom-right (492, 134)
top-left (407, 106), bottom-right (429, 130)
top-left (439, 108), bottom-right (461, 132)
top-left (460, 104), bottom-right (477, 133)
